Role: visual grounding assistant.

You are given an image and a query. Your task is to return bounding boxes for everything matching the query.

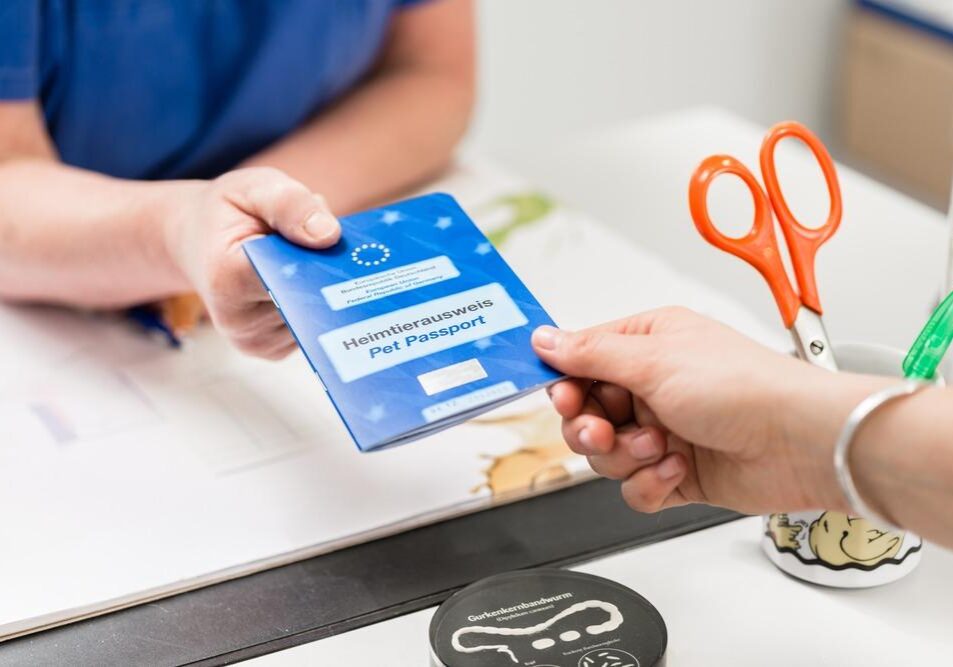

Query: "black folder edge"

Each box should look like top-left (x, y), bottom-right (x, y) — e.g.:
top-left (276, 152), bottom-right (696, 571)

top-left (0, 479), bottom-right (742, 666)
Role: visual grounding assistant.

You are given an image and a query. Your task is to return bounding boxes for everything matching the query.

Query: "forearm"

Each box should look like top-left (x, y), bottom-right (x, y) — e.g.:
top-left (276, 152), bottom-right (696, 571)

top-left (0, 159), bottom-right (188, 307)
top-left (242, 58), bottom-right (474, 214)
top-left (788, 371), bottom-right (953, 548)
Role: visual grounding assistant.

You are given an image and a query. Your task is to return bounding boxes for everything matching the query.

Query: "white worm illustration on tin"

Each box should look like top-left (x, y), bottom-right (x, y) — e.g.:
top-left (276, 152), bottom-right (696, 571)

top-left (451, 600), bottom-right (623, 663)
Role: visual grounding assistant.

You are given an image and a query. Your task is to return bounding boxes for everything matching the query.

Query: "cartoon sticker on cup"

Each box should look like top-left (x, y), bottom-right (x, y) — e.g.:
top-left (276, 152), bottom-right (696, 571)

top-left (761, 342), bottom-right (937, 587)
top-left (808, 512), bottom-right (906, 566)
top-left (765, 510), bottom-right (920, 579)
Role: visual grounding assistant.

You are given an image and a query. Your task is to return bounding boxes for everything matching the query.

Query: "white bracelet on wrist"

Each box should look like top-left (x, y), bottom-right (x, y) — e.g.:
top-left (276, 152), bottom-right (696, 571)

top-left (833, 381), bottom-right (928, 532)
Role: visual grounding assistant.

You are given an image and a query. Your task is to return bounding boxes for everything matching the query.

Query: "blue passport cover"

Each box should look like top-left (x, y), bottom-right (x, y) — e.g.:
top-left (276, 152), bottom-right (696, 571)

top-left (244, 193), bottom-right (562, 451)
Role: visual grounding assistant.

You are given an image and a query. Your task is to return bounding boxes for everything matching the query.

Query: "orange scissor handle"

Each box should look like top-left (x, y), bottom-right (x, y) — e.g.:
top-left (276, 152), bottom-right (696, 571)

top-left (689, 154), bottom-right (802, 328)
top-left (760, 121), bottom-right (842, 317)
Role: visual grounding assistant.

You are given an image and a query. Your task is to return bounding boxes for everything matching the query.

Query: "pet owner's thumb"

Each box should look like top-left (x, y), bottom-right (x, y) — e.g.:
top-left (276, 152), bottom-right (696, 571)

top-left (531, 323), bottom-right (657, 392)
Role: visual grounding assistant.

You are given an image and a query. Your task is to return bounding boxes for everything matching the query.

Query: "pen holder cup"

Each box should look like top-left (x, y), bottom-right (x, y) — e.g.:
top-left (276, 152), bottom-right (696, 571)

top-left (761, 342), bottom-right (942, 588)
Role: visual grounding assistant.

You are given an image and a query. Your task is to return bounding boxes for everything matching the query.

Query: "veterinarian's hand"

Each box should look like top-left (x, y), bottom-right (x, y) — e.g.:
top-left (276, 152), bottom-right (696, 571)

top-left (532, 307), bottom-right (886, 515)
top-left (163, 167), bottom-right (340, 359)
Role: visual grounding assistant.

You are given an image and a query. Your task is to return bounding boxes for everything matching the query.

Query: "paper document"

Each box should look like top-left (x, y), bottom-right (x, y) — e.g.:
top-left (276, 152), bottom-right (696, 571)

top-left (0, 160), bottom-right (784, 641)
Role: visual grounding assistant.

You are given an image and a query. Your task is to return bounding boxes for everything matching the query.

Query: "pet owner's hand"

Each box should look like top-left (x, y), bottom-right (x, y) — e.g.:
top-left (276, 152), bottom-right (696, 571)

top-left (163, 167), bottom-right (340, 359)
top-left (531, 307), bottom-right (887, 516)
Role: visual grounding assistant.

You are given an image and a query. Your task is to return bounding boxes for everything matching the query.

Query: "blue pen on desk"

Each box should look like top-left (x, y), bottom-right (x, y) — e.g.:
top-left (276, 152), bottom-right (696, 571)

top-left (127, 305), bottom-right (181, 348)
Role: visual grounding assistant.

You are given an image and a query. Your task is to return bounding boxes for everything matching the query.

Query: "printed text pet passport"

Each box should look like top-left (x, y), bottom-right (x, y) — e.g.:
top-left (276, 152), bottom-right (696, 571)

top-left (244, 193), bottom-right (562, 451)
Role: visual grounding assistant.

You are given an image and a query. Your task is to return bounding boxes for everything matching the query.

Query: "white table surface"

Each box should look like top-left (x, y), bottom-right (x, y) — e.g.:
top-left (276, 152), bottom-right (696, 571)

top-left (249, 108), bottom-right (953, 666)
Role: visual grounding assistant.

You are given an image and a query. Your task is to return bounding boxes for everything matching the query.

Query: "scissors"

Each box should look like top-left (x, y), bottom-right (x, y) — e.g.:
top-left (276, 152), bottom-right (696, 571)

top-left (688, 121), bottom-right (841, 371)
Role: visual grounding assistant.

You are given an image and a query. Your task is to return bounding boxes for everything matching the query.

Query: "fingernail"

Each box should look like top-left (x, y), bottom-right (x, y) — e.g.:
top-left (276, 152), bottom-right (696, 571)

top-left (532, 326), bottom-right (561, 351)
top-left (657, 455), bottom-right (683, 480)
top-left (578, 427), bottom-right (594, 452)
top-left (626, 431), bottom-right (659, 460)
top-left (304, 212), bottom-right (339, 243)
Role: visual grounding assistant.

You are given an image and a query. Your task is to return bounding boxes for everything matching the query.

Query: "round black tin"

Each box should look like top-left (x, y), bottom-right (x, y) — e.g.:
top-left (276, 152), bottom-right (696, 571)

top-left (429, 569), bottom-right (666, 667)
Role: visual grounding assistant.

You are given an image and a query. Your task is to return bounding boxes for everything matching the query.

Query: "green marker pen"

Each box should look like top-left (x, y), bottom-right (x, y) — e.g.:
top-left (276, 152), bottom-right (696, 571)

top-left (902, 290), bottom-right (953, 381)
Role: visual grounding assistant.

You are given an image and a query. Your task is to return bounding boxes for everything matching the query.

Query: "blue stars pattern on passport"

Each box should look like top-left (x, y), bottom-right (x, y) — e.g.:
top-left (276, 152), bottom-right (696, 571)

top-left (365, 404), bottom-right (387, 423)
top-left (473, 337), bottom-right (493, 351)
top-left (280, 263), bottom-right (298, 278)
top-left (380, 210), bottom-right (403, 225)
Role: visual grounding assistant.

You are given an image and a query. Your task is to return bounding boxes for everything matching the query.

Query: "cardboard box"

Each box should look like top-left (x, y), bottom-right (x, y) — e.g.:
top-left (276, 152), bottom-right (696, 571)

top-left (841, 6), bottom-right (953, 208)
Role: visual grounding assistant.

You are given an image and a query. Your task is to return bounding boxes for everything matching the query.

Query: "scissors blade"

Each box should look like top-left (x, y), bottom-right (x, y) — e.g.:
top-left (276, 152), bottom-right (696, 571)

top-left (790, 308), bottom-right (838, 371)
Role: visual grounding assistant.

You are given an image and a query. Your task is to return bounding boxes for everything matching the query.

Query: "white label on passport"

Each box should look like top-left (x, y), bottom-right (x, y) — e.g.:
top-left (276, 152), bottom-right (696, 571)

top-left (318, 283), bottom-right (526, 383)
top-left (421, 381), bottom-right (518, 423)
top-left (417, 359), bottom-right (487, 396)
top-left (320, 255), bottom-right (459, 311)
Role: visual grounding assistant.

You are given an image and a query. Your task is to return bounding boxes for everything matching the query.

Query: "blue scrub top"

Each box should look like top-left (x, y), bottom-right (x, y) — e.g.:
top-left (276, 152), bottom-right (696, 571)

top-left (0, 0), bottom-right (428, 180)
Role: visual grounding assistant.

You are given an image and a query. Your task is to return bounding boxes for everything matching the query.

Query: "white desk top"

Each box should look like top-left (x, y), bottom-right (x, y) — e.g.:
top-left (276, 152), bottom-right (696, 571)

top-left (251, 108), bottom-right (953, 665)
top-left (253, 518), bottom-right (953, 666)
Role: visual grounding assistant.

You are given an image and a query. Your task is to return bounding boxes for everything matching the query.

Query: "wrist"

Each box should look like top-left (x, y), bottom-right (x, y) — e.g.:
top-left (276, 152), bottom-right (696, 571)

top-left (149, 179), bottom-right (205, 294)
top-left (849, 384), bottom-right (951, 533)
top-left (834, 381), bottom-right (932, 529)
top-left (778, 365), bottom-right (890, 511)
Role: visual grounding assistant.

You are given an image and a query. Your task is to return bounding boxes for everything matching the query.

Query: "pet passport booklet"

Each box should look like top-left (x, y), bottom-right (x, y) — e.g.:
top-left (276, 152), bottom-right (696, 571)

top-left (243, 193), bottom-right (562, 451)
